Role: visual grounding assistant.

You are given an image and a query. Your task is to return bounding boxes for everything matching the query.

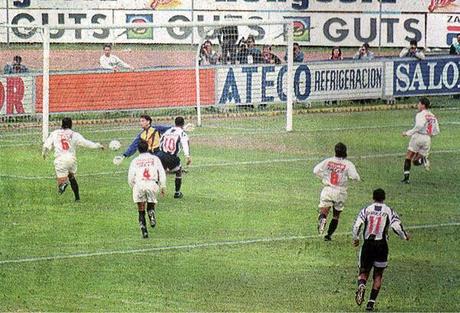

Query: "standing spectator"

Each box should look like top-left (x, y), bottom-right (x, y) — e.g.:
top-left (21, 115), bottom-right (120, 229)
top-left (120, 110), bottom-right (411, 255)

top-left (449, 34), bottom-right (460, 55)
top-left (284, 42), bottom-right (304, 63)
top-left (42, 117), bottom-right (104, 202)
top-left (128, 140), bottom-right (166, 239)
top-left (353, 43), bottom-right (375, 60)
top-left (330, 46), bottom-right (343, 60)
top-left (4, 55), bottom-right (29, 74)
top-left (236, 38), bottom-right (250, 64)
top-left (262, 45), bottom-right (282, 64)
top-left (246, 35), bottom-right (262, 64)
top-left (99, 43), bottom-right (132, 71)
top-left (353, 188), bottom-right (410, 311)
top-left (313, 143), bottom-right (360, 241)
top-left (218, 23), bottom-right (239, 64)
top-left (199, 40), bottom-right (219, 66)
top-left (399, 40), bottom-right (425, 60)
top-left (401, 97), bottom-right (440, 184)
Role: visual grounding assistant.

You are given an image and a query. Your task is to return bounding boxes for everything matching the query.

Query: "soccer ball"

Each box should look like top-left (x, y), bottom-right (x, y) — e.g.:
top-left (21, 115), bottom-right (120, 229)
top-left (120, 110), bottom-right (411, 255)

top-left (109, 140), bottom-right (121, 151)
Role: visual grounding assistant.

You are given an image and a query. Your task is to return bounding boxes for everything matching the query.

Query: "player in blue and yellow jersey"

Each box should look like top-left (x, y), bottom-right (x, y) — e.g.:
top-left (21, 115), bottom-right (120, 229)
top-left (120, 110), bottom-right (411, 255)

top-left (113, 115), bottom-right (171, 165)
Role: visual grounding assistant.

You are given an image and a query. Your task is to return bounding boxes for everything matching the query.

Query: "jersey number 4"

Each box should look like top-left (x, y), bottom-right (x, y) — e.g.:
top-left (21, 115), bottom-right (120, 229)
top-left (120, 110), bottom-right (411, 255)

top-left (143, 168), bottom-right (151, 180)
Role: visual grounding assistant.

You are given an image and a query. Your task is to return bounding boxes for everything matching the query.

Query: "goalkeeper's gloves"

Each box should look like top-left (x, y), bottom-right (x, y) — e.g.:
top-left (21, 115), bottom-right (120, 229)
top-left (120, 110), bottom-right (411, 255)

top-left (184, 123), bottom-right (195, 132)
top-left (113, 155), bottom-right (125, 166)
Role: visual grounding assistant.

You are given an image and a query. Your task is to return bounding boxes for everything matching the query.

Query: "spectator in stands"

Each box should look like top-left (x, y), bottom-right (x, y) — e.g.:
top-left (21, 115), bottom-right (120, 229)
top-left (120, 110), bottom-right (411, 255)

top-left (353, 43), bottom-right (374, 60)
top-left (284, 42), bottom-right (304, 63)
top-left (449, 34), bottom-right (460, 55)
top-left (4, 55), bottom-right (29, 74)
top-left (262, 45), bottom-right (282, 65)
top-left (99, 43), bottom-right (132, 71)
top-left (399, 40), bottom-right (425, 60)
top-left (199, 40), bottom-right (220, 66)
top-left (218, 22), bottom-right (239, 64)
top-left (236, 38), bottom-right (250, 64)
top-left (330, 47), bottom-right (343, 61)
top-left (246, 35), bottom-right (262, 64)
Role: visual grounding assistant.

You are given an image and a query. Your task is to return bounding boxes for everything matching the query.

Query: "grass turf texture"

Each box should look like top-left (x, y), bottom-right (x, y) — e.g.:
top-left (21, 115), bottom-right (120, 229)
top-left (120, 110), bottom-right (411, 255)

top-left (0, 108), bottom-right (459, 311)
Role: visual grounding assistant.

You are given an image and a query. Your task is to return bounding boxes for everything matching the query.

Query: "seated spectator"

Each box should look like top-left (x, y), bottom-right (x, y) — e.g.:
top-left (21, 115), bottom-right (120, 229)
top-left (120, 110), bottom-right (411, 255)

top-left (4, 55), bottom-right (29, 74)
top-left (449, 34), bottom-right (460, 55)
top-left (353, 43), bottom-right (374, 60)
top-left (399, 40), bottom-right (425, 60)
top-left (284, 42), bottom-right (304, 63)
top-left (199, 40), bottom-right (220, 66)
top-left (246, 35), bottom-right (262, 64)
top-left (330, 46), bottom-right (343, 61)
top-left (99, 43), bottom-right (132, 71)
top-left (262, 45), bottom-right (282, 65)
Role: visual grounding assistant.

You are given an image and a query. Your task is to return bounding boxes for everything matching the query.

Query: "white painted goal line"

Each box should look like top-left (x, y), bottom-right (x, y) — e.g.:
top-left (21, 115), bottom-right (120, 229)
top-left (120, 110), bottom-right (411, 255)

top-left (0, 222), bottom-right (458, 265)
top-left (1, 149), bottom-right (460, 180)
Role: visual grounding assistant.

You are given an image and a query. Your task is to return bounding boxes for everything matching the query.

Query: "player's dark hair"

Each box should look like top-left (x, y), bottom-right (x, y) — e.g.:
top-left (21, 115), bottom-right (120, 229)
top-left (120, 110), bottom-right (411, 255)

top-left (175, 116), bottom-right (185, 127)
top-left (140, 114), bottom-right (152, 125)
top-left (138, 140), bottom-right (149, 153)
top-left (373, 188), bottom-right (386, 202)
top-left (419, 97), bottom-right (430, 108)
top-left (335, 142), bottom-right (347, 158)
top-left (61, 117), bottom-right (72, 129)
top-left (103, 43), bottom-right (112, 50)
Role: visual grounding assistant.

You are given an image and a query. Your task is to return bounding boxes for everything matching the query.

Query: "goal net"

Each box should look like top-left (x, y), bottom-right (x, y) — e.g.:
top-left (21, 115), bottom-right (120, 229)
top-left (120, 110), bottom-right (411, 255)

top-left (0, 20), bottom-right (294, 142)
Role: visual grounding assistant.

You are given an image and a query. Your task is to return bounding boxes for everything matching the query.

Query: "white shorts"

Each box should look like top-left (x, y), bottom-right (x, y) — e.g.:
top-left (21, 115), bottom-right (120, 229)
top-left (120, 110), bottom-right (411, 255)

top-left (54, 154), bottom-right (77, 178)
top-left (132, 183), bottom-right (159, 203)
top-left (318, 186), bottom-right (347, 211)
top-left (408, 133), bottom-right (431, 157)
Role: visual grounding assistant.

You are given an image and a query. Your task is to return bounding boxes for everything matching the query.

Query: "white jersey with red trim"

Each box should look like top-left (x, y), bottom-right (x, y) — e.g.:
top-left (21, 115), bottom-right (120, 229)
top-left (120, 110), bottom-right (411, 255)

top-left (43, 128), bottom-right (101, 158)
top-left (128, 153), bottom-right (166, 189)
top-left (313, 157), bottom-right (360, 190)
top-left (159, 127), bottom-right (190, 157)
top-left (352, 202), bottom-right (408, 241)
top-left (405, 109), bottom-right (440, 137)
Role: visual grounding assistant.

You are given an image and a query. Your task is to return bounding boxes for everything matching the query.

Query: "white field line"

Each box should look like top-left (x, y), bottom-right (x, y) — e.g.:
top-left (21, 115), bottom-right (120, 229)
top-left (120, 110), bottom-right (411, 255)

top-left (0, 222), bottom-right (458, 265)
top-left (1, 149), bottom-right (460, 180)
top-left (1, 120), bottom-right (460, 143)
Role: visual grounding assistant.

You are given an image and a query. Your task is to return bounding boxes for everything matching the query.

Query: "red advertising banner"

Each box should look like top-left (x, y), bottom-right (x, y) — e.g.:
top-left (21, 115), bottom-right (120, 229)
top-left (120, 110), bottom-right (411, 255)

top-left (35, 69), bottom-right (215, 112)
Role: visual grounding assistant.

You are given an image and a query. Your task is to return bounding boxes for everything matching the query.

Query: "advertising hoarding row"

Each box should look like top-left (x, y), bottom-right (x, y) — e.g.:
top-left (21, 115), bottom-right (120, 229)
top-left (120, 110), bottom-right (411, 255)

top-left (1, 56), bottom-right (458, 116)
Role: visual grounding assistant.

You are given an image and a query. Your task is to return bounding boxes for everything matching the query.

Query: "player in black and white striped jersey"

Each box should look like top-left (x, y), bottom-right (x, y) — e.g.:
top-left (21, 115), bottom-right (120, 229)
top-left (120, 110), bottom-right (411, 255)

top-left (352, 188), bottom-right (410, 311)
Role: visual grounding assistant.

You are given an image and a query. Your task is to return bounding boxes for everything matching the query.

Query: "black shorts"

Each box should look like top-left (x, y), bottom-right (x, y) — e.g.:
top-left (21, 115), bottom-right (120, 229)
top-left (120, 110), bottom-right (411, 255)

top-left (359, 240), bottom-right (389, 272)
top-left (155, 151), bottom-right (181, 171)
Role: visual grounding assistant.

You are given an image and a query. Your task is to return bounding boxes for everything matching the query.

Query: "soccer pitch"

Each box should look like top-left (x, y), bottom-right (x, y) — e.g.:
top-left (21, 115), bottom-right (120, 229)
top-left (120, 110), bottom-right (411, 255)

top-left (0, 108), bottom-right (459, 311)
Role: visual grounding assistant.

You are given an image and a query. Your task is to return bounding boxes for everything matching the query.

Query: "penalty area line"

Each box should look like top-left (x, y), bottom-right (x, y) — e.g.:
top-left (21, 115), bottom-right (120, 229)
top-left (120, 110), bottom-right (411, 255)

top-left (0, 222), bottom-right (459, 265)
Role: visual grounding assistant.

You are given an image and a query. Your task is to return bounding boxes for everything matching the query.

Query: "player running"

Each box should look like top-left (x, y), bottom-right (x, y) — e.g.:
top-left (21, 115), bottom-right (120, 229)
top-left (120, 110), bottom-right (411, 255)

top-left (128, 140), bottom-right (166, 238)
top-left (313, 142), bottom-right (360, 241)
top-left (401, 97), bottom-right (440, 184)
top-left (352, 188), bottom-right (410, 311)
top-left (156, 116), bottom-right (191, 199)
top-left (42, 117), bottom-right (104, 201)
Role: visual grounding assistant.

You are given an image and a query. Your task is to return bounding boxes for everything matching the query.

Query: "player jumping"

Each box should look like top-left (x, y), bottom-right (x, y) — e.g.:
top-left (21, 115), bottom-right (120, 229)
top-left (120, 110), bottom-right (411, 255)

top-left (313, 142), bottom-right (360, 241)
top-left (42, 117), bottom-right (104, 201)
top-left (401, 97), bottom-right (440, 184)
top-left (352, 188), bottom-right (410, 311)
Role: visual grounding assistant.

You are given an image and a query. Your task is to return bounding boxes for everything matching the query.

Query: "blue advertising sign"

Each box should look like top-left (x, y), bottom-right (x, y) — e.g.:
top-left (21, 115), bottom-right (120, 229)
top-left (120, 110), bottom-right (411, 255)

top-left (393, 57), bottom-right (460, 96)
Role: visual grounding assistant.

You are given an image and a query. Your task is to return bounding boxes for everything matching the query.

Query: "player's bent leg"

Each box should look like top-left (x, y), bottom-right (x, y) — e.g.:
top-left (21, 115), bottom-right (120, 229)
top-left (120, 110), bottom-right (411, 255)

top-left (57, 176), bottom-right (70, 195)
top-left (147, 202), bottom-right (156, 228)
top-left (137, 202), bottom-right (148, 238)
top-left (68, 173), bottom-right (80, 202)
top-left (325, 208), bottom-right (341, 241)
top-left (356, 269), bottom-right (370, 306)
top-left (402, 150), bottom-right (415, 183)
top-left (317, 206), bottom-right (330, 235)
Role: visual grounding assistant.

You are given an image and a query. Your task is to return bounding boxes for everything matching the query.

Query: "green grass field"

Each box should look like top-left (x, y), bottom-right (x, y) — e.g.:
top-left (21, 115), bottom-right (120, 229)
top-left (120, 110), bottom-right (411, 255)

top-left (1, 108), bottom-right (459, 311)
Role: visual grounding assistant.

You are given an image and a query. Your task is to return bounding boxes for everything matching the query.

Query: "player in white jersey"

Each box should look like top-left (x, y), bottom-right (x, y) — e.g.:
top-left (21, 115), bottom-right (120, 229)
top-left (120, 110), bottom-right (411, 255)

top-left (156, 116), bottom-right (191, 199)
top-left (352, 189), bottom-right (410, 311)
top-left (42, 117), bottom-right (104, 201)
top-left (128, 140), bottom-right (166, 238)
top-left (401, 97), bottom-right (440, 183)
top-left (313, 143), bottom-right (360, 241)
